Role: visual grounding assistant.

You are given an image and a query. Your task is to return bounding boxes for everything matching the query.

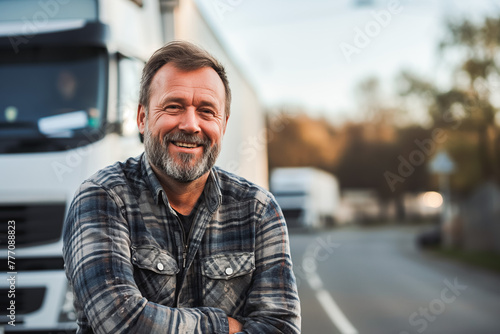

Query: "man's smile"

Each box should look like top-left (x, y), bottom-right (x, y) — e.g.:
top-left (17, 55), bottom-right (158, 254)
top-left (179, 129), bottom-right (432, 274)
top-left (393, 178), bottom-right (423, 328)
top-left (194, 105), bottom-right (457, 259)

top-left (172, 141), bottom-right (201, 149)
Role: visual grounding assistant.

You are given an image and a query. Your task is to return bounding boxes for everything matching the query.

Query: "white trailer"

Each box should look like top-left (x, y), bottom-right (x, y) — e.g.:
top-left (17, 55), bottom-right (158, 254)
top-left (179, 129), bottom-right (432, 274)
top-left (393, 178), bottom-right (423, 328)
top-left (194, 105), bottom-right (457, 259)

top-left (270, 167), bottom-right (340, 230)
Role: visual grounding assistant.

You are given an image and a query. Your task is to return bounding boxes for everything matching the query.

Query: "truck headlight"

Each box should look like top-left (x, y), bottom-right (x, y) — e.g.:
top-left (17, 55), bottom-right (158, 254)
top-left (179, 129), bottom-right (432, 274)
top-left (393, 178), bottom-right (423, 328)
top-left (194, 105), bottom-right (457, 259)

top-left (58, 283), bottom-right (76, 323)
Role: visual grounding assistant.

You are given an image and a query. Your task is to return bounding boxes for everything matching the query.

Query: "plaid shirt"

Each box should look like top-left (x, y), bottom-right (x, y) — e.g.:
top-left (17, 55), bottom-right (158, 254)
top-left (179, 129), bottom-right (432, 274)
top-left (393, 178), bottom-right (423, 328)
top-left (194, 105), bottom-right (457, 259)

top-left (63, 153), bottom-right (301, 334)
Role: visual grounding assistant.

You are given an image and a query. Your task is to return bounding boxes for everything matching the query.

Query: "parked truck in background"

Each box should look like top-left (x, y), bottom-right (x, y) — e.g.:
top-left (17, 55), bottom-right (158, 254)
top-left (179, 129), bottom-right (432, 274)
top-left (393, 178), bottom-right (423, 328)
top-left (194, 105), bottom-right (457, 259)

top-left (270, 167), bottom-right (340, 230)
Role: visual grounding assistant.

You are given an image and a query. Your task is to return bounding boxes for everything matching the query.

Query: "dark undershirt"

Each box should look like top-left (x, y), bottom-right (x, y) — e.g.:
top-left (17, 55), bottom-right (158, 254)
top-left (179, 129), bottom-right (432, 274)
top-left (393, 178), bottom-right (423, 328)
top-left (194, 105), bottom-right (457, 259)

top-left (172, 197), bottom-right (203, 304)
top-left (173, 209), bottom-right (196, 305)
top-left (173, 193), bottom-right (203, 242)
top-left (174, 210), bottom-right (193, 242)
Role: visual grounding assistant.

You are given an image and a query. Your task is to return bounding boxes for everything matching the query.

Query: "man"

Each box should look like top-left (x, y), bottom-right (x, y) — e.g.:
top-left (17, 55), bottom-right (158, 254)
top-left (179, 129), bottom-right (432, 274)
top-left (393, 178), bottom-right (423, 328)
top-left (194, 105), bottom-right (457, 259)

top-left (63, 41), bottom-right (301, 334)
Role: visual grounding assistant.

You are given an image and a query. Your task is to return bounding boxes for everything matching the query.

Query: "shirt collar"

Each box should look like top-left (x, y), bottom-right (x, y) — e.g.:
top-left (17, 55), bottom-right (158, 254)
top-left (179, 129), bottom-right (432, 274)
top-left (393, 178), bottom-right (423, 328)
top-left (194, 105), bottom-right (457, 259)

top-left (141, 153), bottom-right (222, 212)
top-left (204, 168), bottom-right (222, 213)
top-left (141, 153), bottom-right (165, 205)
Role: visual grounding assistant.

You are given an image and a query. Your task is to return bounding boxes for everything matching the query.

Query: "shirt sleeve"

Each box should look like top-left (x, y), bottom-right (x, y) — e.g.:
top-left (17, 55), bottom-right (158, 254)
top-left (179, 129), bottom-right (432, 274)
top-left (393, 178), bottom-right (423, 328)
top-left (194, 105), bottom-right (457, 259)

top-left (62, 181), bottom-right (229, 334)
top-left (236, 197), bottom-right (301, 333)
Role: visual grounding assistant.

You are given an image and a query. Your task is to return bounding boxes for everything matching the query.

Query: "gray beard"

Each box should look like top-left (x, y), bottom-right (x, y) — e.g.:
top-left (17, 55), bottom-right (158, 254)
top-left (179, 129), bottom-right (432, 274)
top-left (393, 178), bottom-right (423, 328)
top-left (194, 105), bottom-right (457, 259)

top-left (144, 126), bottom-right (220, 183)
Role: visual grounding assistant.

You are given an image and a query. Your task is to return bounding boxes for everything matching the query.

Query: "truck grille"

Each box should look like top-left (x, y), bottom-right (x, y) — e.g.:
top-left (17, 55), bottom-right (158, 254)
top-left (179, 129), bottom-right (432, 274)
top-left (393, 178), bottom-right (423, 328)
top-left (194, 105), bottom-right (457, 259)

top-left (0, 204), bottom-right (66, 247)
top-left (0, 287), bottom-right (45, 317)
top-left (0, 257), bottom-right (64, 272)
top-left (282, 209), bottom-right (304, 228)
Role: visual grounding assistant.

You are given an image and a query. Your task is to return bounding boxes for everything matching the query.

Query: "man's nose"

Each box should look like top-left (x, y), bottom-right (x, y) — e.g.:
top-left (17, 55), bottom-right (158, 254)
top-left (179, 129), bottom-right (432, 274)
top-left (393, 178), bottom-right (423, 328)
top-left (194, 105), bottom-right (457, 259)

top-left (178, 108), bottom-right (201, 133)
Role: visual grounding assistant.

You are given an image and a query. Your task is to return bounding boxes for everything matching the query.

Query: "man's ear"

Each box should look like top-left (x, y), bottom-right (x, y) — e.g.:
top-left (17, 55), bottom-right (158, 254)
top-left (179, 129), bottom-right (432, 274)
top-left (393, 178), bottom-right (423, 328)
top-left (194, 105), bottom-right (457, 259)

top-left (137, 104), bottom-right (146, 134)
top-left (222, 114), bottom-right (229, 135)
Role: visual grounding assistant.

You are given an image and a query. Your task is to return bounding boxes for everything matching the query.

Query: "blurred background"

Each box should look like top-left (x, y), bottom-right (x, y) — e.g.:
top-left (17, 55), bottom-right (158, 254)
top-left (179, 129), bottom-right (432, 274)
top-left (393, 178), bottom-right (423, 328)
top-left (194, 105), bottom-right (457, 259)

top-left (0, 0), bottom-right (499, 333)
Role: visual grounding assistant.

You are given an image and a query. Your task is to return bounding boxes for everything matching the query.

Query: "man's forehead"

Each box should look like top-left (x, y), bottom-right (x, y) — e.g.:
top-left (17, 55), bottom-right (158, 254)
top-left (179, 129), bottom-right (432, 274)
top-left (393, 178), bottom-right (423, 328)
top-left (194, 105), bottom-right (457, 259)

top-left (158, 88), bottom-right (222, 107)
top-left (162, 84), bottom-right (219, 96)
top-left (152, 63), bottom-right (224, 93)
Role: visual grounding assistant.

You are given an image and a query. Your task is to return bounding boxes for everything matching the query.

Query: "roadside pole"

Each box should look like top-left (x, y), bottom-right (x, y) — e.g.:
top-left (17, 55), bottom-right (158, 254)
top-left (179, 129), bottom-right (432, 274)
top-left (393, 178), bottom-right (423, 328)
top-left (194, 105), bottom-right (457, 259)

top-left (429, 151), bottom-right (455, 247)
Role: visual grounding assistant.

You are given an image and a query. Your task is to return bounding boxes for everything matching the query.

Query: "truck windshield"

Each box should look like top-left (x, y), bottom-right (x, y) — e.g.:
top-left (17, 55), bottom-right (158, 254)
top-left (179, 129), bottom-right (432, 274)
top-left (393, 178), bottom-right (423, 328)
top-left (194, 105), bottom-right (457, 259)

top-left (0, 47), bottom-right (107, 154)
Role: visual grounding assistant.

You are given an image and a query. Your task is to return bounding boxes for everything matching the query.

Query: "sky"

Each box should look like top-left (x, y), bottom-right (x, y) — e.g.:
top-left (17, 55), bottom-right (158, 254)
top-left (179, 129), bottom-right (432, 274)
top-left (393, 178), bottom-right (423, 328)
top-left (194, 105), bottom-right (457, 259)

top-left (195, 0), bottom-right (500, 124)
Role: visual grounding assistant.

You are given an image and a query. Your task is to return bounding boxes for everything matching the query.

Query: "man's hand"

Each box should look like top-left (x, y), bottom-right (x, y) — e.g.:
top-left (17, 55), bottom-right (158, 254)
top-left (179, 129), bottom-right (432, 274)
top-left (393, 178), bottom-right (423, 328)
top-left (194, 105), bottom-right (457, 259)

top-left (228, 316), bottom-right (243, 334)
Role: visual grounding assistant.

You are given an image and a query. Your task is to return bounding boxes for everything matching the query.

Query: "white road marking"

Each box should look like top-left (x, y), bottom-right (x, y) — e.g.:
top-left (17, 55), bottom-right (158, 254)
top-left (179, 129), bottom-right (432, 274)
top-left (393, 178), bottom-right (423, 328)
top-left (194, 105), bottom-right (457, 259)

top-left (303, 254), bottom-right (358, 334)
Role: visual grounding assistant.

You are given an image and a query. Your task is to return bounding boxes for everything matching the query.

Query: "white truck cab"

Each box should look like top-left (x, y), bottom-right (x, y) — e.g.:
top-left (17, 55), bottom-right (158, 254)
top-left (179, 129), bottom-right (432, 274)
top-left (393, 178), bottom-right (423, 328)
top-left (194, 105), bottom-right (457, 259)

top-left (270, 167), bottom-right (340, 230)
top-left (0, 0), bottom-right (168, 332)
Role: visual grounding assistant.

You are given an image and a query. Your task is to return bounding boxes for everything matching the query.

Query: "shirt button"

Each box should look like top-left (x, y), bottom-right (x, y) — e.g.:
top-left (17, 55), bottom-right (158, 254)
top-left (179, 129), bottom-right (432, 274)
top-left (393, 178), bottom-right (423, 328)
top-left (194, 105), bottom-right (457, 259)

top-left (157, 263), bottom-right (164, 271)
top-left (225, 267), bottom-right (233, 275)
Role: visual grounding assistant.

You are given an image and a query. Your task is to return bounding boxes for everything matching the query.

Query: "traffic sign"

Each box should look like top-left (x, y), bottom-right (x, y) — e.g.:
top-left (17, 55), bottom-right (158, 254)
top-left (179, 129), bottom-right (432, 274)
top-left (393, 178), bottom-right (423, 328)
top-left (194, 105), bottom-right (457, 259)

top-left (429, 151), bottom-right (455, 174)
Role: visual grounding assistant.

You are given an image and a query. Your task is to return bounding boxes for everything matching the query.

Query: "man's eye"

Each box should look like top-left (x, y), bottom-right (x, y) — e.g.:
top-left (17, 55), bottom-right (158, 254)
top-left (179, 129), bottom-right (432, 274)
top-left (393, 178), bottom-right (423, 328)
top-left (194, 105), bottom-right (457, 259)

top-left (165, 105), bottom-right (181, 110)
top-left (200, 109), bottom-right (214, 115)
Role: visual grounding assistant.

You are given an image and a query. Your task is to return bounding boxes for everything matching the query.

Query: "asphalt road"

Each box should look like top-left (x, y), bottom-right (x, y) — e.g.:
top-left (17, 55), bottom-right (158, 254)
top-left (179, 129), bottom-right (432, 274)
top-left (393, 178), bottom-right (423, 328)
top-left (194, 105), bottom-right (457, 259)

top-left (289, 226), bottom-right (500, 334)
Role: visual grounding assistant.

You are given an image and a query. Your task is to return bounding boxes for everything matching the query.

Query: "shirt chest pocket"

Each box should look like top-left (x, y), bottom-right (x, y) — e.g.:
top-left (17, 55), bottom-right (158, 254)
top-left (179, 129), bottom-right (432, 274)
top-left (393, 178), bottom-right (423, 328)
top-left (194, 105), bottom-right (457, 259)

top-left (131, 246), bottom-right (179, 305)
top-left (201, 252), bottom-right (255, 315)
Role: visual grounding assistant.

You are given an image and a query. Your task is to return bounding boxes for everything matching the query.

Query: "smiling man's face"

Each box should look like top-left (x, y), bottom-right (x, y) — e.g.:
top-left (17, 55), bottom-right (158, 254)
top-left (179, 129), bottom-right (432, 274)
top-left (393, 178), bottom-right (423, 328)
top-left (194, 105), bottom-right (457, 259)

top-left (137, 63), bottom-right (228, 182)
